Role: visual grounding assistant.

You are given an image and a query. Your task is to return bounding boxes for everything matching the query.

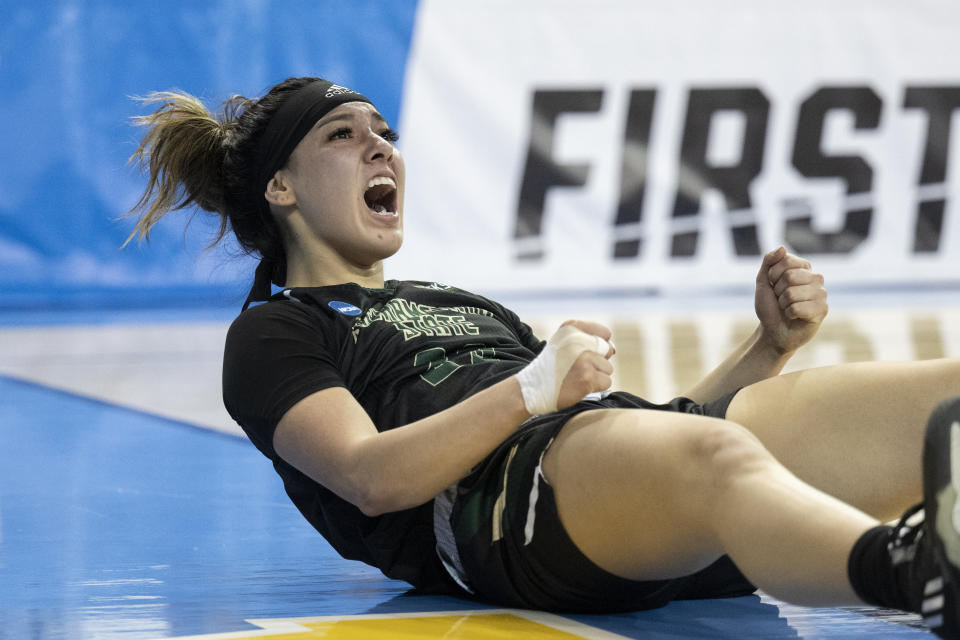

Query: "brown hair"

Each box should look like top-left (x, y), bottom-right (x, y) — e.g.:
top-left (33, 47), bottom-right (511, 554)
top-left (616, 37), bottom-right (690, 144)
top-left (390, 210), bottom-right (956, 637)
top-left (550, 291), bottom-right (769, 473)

top-left (125, 77), bottom-right (320, 284)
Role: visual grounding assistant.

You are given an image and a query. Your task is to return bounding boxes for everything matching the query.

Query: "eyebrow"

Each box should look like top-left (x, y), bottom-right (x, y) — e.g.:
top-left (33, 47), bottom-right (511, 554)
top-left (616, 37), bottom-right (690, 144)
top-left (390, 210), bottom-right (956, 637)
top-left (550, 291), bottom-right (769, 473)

top-left (315, 110), bottom-right (388, 129)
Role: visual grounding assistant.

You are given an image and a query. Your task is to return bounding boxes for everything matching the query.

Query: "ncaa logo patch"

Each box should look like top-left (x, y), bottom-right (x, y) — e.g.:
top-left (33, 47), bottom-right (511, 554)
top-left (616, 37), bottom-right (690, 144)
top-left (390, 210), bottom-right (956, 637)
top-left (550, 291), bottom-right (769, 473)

top-left (329, 301), bottom-right (362, 316)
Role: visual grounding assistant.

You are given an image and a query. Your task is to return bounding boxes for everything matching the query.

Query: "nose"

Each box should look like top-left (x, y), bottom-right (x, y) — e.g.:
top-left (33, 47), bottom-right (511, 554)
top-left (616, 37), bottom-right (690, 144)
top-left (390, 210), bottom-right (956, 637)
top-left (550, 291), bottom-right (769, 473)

top-left (366, 129), bottom-right (395, 163)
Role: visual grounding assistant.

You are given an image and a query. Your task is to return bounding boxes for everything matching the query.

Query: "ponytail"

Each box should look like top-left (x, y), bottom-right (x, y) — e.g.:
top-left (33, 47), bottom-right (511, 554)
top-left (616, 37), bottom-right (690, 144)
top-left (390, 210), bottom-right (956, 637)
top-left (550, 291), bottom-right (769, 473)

top-left (125, 77), bottom-right (320, 302)
top-left (125, 91), bottom-right (236, 245)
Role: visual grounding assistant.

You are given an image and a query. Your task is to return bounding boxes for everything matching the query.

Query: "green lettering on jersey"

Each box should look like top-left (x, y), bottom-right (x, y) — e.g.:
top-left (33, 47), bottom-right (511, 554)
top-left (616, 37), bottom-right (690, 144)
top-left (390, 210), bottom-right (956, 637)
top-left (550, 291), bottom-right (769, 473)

top-left (353, 298), bottom-right (491, 342)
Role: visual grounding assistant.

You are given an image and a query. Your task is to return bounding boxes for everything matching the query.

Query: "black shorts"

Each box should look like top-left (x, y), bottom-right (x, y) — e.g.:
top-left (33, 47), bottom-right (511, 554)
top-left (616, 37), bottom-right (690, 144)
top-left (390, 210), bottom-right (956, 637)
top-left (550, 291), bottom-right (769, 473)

top-left (444, 391), bottom-right (756, 613)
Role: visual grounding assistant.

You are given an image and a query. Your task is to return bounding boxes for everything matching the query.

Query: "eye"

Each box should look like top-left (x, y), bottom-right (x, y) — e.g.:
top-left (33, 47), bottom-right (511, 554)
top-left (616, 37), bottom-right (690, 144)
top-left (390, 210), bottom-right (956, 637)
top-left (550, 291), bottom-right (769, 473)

top-left (380, 128), bottom-right (399, 144)
top-left (328, 127), bottom-right (352, 141)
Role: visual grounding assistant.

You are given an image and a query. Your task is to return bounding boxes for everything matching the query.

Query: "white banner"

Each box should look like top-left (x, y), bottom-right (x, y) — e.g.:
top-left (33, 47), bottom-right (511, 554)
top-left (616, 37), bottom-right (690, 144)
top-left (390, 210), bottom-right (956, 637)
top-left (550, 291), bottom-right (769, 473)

top-left (394, 0), bottom-right (960, 295)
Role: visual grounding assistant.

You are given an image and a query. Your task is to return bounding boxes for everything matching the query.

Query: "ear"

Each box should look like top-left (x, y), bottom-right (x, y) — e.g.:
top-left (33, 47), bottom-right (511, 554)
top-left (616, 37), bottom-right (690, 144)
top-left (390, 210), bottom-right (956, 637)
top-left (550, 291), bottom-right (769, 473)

top-left (264, 171), bottom-right (297, 207)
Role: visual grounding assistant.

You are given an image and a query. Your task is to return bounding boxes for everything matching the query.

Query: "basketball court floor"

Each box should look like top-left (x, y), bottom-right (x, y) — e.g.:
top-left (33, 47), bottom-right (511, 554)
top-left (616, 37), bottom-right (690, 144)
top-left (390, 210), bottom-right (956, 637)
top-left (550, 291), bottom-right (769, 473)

top-left (2, 288), bottom-right (957, 639)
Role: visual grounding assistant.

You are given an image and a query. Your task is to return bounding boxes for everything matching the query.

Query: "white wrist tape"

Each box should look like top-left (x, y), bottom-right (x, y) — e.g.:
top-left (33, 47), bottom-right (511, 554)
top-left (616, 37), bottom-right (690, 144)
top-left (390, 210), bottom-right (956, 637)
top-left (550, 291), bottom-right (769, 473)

top-left (515, 324), bottom-right (611, 415)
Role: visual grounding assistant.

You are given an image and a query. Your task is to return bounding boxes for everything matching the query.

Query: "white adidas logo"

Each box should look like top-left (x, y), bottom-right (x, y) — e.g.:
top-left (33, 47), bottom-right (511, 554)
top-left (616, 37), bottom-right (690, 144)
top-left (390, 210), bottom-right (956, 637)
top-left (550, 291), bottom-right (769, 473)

top-left (923, 575), bottom-right (945, 629)
top-left (924, 419), bottom-right (960, 631)
top-left (326, 84), bottom-right (356, 98)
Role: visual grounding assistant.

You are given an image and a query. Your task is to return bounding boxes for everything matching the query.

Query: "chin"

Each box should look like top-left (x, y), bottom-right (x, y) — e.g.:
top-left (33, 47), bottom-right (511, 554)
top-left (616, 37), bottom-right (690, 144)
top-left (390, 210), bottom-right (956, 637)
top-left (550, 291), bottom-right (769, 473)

top-left (357, 240), bottom-right (403, 267)
top-left (381, 243), bottom-right (403, 262)
top-left (378, 231), bottom-right (404, 259)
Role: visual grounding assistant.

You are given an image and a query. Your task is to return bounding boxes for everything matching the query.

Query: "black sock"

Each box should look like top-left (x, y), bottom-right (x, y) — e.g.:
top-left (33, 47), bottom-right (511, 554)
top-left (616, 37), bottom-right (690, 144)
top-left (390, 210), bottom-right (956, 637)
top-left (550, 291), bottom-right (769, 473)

top-left (847, 524), bottom-right (917, 612)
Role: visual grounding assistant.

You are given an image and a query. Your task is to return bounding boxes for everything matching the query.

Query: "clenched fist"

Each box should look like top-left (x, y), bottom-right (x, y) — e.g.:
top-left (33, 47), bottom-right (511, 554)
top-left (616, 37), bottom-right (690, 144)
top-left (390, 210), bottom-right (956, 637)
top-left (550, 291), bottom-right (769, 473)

top-left (515, 320), bottom-right (616, 415)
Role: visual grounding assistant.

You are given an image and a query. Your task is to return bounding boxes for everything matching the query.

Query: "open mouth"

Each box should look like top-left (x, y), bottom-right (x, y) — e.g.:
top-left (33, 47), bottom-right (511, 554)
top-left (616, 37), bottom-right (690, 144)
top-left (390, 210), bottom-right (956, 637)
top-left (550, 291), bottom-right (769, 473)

top-left (363, 177), bottom-right (398, 217)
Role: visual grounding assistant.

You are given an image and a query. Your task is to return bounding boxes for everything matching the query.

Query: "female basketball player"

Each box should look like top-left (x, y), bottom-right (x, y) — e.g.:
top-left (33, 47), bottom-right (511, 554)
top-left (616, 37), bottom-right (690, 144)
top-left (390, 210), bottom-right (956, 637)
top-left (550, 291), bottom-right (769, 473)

top-left (127, 77), bottom-right (960, 638)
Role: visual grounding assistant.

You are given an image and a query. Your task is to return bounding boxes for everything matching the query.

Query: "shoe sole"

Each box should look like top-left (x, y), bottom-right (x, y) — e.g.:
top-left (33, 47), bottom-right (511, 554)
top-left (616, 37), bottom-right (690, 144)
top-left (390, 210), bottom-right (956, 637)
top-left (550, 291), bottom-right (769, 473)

top-left (923, 396), bottom-right (960, 637)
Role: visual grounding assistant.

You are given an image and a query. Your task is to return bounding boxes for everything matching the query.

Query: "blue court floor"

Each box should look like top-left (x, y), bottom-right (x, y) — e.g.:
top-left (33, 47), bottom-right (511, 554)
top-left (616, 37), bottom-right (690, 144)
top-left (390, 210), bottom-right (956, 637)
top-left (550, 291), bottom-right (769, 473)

top-left (1, 292), bottom-right (955, 639)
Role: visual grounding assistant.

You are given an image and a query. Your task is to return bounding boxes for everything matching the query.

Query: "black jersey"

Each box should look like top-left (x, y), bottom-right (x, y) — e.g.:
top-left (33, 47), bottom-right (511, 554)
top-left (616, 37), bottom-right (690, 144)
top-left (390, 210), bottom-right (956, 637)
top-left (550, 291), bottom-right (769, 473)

top-left (222, 280), bottom-right (544, 592)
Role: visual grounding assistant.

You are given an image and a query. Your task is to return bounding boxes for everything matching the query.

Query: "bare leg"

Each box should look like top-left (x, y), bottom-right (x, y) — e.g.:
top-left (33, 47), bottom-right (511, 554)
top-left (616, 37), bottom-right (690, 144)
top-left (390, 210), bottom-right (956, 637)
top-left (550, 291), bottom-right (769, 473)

top-left (727, 358), bottom-right (960, 520)
top-left (542, 408), bottom-right (879, 606)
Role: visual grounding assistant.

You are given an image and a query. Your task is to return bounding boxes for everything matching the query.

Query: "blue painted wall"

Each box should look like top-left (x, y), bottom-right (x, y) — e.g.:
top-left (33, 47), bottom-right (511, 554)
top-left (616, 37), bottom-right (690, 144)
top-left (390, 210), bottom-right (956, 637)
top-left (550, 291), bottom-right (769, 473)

top-left (0, 1), bottom-right (419, 309)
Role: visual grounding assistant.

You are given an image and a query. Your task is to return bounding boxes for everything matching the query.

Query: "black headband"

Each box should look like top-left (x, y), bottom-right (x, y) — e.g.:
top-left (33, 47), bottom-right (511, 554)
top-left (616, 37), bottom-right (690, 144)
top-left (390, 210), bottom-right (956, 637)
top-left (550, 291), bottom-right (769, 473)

top-left (253, 79), bottom-right (374, 199)
top-left (243, 79), bottom-right (373, 310)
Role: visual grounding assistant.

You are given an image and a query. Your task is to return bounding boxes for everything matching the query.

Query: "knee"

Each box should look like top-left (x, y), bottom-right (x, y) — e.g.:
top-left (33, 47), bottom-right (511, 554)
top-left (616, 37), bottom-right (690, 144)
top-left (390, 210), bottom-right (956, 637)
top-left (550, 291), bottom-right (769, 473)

top-left (684, 419), bottom-right (777, 494)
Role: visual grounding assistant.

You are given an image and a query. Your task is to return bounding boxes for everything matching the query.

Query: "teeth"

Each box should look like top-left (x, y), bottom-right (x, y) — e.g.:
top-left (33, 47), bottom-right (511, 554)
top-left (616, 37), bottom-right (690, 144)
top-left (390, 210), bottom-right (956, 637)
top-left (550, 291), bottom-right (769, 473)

top-left (365, 176), bottom-right (397, 217)
top-left (367, 176), bottom-right (396, 190)
top-left (370, 203), bottom-right (397, 217)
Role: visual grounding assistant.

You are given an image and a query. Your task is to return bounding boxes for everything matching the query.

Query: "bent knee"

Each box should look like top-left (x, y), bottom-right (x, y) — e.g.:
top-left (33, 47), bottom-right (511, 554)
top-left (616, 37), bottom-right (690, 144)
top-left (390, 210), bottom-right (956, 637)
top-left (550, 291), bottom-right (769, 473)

top-left (683, 418), bottom-right (778, 494)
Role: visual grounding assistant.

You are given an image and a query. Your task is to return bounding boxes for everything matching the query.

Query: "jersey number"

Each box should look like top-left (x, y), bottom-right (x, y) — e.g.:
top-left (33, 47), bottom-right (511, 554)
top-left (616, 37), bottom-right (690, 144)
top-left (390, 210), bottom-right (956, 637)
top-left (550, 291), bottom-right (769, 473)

top-left (415, 347), bottom-right (497, 387)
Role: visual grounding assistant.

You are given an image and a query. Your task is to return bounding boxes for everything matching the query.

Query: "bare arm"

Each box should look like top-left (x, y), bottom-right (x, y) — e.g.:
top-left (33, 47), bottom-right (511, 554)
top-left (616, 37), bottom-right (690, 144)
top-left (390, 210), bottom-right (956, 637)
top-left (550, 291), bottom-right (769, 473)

top-left (683, 247), bottom-right (828, 403)
top-left (274, 320), bottom-right (614, 517)
top-left (682, 324), bottom-right (794, 403)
